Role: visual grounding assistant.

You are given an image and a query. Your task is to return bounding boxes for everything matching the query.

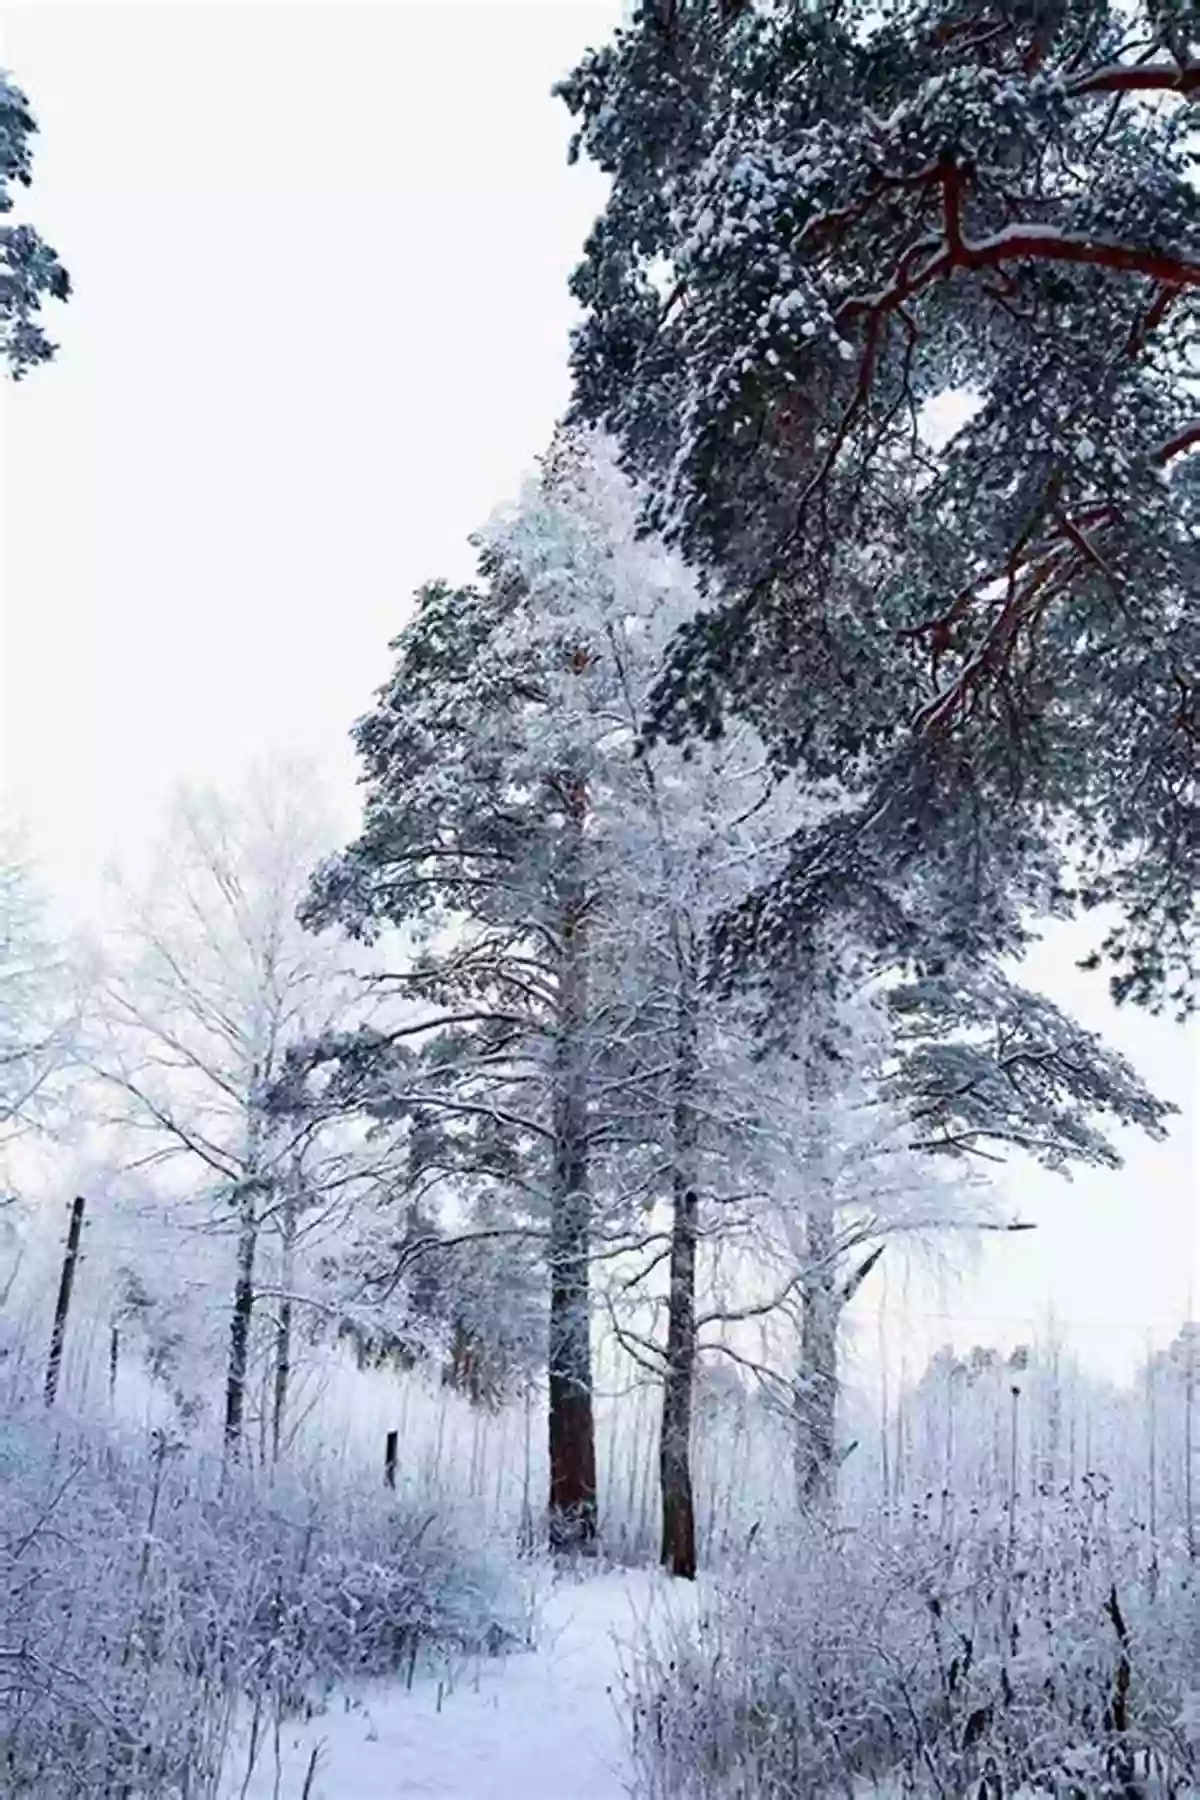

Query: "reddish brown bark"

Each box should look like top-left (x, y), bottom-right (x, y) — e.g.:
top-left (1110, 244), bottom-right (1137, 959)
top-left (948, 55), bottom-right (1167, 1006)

top-left (1069, 61), bottom-right (1199, 98)
top-left (660, 996), bottom-right (700, 1579)
top-left (547, 770), bottom-right (598, 1556)
top-left (840, 221), bottom-right (1200, 329)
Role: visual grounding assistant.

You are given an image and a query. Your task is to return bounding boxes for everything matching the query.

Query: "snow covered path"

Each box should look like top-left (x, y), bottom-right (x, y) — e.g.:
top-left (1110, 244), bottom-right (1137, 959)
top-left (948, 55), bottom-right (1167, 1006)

top-left (226, 1568), bottom-right (671, 1800)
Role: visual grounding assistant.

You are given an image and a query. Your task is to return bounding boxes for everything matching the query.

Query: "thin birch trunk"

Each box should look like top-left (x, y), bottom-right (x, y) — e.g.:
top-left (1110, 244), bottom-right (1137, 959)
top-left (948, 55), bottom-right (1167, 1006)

top-left (45, 1194), bottom-right (86, 1409)
top-left (223, 1191), bottom-right (258, 1460)
top-left (224, 1085), bottom-right (265, 1463)
top-left (270, 1175), bottom-right (297, 1466)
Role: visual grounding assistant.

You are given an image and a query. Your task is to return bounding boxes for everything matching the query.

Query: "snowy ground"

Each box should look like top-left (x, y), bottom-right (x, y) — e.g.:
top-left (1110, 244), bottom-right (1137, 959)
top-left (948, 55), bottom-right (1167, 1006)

top-left (223, 1567), bottom-right (678, 1800)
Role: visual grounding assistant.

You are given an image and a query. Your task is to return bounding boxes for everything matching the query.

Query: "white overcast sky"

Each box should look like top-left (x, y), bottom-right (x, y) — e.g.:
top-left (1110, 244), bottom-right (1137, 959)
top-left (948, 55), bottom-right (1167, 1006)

top-left (1, 2), bottom-right (1195, 1383)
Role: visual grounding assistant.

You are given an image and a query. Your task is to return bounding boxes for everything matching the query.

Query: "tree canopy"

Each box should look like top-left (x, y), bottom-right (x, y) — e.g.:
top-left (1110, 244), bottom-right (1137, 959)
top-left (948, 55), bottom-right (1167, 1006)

top-left (558, 0), bottom-right (1198, 1015)
top-left (0, 72), bottom-right (68, 377)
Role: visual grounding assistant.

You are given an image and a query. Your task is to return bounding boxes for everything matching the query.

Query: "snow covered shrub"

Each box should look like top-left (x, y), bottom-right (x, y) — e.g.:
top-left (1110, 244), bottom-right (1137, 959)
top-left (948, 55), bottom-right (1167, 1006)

top-left (0, 1399), bottom-right (524, 1797)
top-left (625, 1491), bottom-right (1198, 1800)
top-left (208, 1471), bottom-right (528, 1705)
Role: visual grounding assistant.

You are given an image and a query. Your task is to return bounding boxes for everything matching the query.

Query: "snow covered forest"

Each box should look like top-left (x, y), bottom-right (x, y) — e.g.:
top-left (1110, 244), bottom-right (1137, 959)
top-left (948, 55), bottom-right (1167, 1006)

top-left (1, 1), bottom-right (1197, 1796)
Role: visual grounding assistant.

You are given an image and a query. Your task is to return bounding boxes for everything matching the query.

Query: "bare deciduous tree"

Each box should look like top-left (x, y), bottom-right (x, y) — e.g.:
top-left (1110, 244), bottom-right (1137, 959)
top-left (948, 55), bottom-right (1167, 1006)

top-left (92, 761), bottom-right (378, 1459)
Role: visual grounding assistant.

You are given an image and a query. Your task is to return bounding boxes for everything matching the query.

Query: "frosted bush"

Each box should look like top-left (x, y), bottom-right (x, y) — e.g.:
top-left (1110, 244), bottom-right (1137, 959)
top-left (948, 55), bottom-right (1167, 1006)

top-left (0, 1400), bottom-right (524, 1798)
top-left (625, 1492), bottom-right (1198, 1800)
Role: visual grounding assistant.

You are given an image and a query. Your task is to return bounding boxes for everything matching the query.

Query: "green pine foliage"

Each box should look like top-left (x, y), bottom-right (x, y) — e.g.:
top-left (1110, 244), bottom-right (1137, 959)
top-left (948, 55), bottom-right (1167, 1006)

top-left (558, 0), bottom-right (1198, 1014)
top-left (0, 73), bottom-right (68, 376)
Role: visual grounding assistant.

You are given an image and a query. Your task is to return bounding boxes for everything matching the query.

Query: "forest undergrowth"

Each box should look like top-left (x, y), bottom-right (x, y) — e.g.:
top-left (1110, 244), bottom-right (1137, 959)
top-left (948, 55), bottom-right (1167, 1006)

top-left (623, 1494), bottom-right (1199, 1800)
top-left (0, 1375), bottom-right (529, 1799)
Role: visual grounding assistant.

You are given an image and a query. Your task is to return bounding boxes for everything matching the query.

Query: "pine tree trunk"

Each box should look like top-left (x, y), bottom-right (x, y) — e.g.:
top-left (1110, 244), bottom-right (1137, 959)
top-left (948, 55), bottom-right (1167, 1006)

top-left (547, 1119), bottom-right (596, 1551)
top-left (795, 1198), bottom-right (840, 1509)
top-left (660, 1185), bottom-right (699, 1576)
top-left (546, 1094), bottom-right (597, 1548)
top-left (660, 992), bottom-right (700, 1579)
top-left (547, 774), bottom-right (597, 1555)
top-left (223, 1183), bottom-right (259, 1461)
